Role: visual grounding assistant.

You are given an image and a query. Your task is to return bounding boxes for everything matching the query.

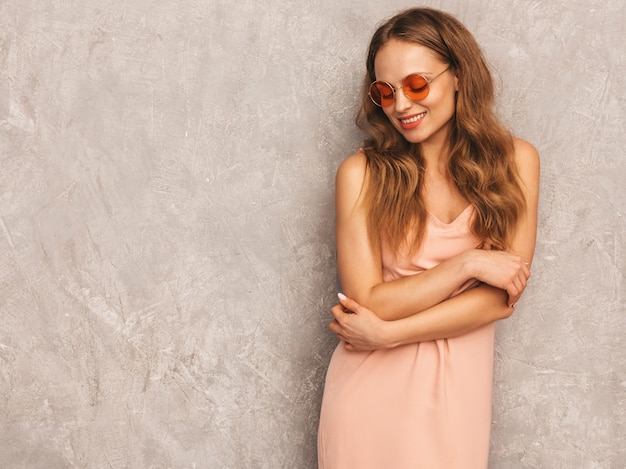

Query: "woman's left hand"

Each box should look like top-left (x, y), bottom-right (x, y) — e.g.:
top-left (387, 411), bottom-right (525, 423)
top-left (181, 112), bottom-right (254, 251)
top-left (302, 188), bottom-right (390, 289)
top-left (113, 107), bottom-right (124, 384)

top-left (329, 294), bottom-right (394, 351)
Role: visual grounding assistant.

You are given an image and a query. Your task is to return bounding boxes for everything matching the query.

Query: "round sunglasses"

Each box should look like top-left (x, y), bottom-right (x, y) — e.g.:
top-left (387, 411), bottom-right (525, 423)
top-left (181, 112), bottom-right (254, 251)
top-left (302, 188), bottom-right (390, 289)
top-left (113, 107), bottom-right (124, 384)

top-left (368, 67), bottom-right (450, 107)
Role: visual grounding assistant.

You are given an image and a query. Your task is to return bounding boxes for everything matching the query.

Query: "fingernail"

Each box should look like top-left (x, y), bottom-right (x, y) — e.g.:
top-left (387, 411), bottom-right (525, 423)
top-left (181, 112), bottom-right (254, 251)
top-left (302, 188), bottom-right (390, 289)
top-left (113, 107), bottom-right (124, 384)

top-left (338, 292), bottom-right (347, 301)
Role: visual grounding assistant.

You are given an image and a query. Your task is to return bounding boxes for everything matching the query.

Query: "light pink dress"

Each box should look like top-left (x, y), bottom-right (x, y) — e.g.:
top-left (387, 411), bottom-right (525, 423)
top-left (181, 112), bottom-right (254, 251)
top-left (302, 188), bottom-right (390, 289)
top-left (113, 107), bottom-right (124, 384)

top-left (318, 205), bottom-right (495, 469)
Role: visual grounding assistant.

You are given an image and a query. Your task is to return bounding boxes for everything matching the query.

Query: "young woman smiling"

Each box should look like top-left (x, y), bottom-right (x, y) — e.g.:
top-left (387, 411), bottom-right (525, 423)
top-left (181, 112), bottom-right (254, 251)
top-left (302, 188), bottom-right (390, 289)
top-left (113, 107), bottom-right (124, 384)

top-left (317, 8), bottom-right (539, 469)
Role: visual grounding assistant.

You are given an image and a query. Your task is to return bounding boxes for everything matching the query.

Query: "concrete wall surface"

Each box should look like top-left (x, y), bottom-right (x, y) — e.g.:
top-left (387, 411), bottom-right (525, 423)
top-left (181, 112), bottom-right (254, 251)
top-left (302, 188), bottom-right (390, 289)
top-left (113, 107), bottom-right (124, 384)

top-left (0, 0), bottom-right (623, 467)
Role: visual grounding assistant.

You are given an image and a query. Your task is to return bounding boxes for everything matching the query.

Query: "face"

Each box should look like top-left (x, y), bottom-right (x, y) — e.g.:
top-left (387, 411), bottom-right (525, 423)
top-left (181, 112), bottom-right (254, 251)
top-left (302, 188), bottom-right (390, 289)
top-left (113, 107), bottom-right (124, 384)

top-left (373, 38), bottom-right (458, 146)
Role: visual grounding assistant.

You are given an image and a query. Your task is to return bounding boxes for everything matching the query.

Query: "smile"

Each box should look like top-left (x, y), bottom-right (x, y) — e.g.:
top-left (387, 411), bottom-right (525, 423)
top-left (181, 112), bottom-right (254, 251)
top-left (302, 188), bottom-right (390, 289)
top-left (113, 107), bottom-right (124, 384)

top-left (399, 112), bottom-right (426, 128)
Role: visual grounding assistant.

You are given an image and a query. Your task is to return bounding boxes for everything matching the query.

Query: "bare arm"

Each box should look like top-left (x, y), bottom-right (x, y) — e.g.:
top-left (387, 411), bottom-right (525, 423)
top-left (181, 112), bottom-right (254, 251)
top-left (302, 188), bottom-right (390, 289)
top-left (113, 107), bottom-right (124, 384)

top-left (331, 284), bottom-right (510, 349)
top-left (335, 147), bottom-right (533, 321)
top-left (331, 138), bottom-right (540, 349)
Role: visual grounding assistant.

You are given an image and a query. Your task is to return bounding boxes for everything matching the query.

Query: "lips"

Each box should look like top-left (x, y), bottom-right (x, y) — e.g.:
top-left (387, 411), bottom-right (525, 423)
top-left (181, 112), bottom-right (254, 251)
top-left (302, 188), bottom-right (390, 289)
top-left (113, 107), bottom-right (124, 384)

top-left (398, 112), bottom-right (426, 130)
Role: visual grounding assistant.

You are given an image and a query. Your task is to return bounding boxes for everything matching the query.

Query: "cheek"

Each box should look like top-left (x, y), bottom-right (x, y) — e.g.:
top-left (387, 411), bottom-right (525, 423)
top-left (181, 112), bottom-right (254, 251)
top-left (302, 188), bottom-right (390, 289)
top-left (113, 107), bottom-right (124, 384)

top-left (442, 95), bottom-right (457, 115)
top-left (381, 108), bottom-right (402, 130)
top-left (429, 92), bottom-right (457, 116)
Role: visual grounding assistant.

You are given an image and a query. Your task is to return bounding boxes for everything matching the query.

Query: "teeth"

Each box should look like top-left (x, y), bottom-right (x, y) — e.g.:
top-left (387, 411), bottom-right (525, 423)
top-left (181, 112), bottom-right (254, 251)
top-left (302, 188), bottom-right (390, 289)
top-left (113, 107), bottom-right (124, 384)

top-left (400, 113), bottom-right (426, 124)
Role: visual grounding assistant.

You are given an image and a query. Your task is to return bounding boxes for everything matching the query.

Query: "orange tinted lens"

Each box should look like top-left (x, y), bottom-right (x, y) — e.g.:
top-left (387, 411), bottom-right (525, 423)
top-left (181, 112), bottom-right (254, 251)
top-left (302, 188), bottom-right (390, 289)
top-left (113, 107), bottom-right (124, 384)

top-left (369, 82), bottom-right (394, 107)
top-left (403, 74), bottom-right (429, 101)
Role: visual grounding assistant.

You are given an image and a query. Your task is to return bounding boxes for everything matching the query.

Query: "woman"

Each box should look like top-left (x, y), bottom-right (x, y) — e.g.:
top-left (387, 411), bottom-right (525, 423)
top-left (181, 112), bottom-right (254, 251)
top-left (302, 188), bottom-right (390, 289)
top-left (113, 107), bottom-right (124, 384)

top-left (317, 7), bottom-right (539, 469)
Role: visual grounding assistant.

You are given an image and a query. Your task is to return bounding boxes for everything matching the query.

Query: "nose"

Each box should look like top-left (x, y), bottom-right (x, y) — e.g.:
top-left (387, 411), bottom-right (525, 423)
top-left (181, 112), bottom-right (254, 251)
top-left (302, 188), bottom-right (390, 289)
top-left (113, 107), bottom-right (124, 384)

top-left (393, 89), bottom-right (412, 113)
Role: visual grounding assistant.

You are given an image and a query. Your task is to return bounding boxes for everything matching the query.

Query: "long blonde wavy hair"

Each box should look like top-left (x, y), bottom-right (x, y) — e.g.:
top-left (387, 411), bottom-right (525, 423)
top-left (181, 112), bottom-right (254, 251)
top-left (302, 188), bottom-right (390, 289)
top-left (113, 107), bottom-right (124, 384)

top-left (357, 8), bottom-right (525, 254)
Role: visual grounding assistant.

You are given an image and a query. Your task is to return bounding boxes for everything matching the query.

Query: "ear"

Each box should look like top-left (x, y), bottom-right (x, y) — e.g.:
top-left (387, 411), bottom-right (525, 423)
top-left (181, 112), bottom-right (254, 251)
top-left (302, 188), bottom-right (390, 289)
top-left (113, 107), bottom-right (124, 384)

top-left (453, 73), bottom-right (459, 91)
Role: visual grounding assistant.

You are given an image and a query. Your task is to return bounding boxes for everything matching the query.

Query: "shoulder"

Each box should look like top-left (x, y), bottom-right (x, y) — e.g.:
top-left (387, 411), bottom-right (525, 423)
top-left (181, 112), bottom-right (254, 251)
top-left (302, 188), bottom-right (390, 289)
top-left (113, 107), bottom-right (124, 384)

top-left (336, 150), bottom-right (369, 190)
top-left (512, 137), bottom-right (540, 170)
top-left (512, 137), bottom-right (540, 185)
top-left (335, 150), bottom-right (369, 211)
top-left (337, 150), bottom-right (367, 178)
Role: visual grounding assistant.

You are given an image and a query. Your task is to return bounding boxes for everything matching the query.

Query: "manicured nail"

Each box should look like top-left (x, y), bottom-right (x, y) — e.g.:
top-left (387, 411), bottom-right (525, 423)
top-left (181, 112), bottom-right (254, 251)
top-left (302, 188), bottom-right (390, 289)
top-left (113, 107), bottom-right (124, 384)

top-left (338, 292), bottom-right (347, 301)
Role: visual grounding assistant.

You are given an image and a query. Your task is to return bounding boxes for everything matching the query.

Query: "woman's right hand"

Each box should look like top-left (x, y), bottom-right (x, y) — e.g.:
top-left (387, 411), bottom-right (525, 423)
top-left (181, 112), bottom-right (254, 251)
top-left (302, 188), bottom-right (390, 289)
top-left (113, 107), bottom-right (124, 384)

top-left (464, 249), bottom-right (531, 307)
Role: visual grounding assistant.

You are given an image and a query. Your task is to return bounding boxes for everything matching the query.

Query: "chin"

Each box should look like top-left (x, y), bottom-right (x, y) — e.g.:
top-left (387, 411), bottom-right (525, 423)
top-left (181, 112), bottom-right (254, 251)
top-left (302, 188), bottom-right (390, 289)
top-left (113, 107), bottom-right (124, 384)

top-left (398, 131), bottom-right (426, 144)
top-left (404, 135), bottom-right (426, 144)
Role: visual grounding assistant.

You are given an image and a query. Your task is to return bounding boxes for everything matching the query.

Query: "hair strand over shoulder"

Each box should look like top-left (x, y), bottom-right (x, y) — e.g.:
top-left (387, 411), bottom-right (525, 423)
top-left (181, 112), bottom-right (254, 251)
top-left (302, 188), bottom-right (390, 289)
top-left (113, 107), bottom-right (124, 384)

top-left (356, 7), bottom-right (525, 254)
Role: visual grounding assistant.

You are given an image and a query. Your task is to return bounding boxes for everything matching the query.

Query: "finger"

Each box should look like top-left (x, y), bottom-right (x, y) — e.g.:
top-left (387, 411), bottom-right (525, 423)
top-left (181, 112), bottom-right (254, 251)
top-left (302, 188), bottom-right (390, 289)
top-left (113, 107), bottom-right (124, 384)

top-left (520, 274), bottom-right (528, 293)
top-left (524, 266), bottom-right (531, 281)
top-left (337, 293), bottom-right (359, 314)
top-left (507, 275), bottom-right (522, 298)
top-left (331, 324), bottom-right (350, 342)
top-left (507, 293), bottom-right (520, 308)
top-left (516, 268), bottom-right (528, 290)
top-left (506, 280), bottom-right (520, 301)
top-left (515, 269), bottom-right (529, 292)
top-left (506, 289), bottom-right (519, 307)
top-left (330, 304), bottom-right (347, 321)
top-left (331, 307), bottom-right (354, 328)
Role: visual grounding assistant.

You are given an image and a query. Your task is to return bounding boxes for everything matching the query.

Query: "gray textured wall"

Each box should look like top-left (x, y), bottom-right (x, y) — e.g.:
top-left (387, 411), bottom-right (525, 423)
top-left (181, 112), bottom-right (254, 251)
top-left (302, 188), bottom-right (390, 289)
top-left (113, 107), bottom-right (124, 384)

top-left (0, 0), bottom-right (623, 467)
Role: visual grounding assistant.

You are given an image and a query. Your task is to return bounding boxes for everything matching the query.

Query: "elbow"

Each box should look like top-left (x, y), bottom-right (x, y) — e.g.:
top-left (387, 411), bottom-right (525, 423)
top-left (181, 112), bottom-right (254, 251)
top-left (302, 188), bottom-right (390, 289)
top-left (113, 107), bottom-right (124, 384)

top-left (487, 286), bottom-right (516, 321)
top-left (499, 304), bottom-right (516, 320)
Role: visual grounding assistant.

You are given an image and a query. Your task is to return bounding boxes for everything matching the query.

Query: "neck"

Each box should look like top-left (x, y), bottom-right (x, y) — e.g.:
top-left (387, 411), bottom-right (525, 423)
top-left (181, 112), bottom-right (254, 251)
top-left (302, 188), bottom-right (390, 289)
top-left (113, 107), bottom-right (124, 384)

top-left (420, 140), bottom-right (451, 176)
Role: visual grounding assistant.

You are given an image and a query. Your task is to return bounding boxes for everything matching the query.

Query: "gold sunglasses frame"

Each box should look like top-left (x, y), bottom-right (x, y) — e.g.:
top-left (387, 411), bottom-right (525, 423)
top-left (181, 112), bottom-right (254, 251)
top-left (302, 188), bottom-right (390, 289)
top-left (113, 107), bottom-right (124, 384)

top-left (368, 66), bottom-right (450, 107)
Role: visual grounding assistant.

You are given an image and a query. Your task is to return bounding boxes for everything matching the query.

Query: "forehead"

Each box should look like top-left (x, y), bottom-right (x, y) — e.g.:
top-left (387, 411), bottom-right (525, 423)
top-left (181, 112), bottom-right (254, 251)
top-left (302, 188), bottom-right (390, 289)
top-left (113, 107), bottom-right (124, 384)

top-left (374, 39), bottom-right (445, 80)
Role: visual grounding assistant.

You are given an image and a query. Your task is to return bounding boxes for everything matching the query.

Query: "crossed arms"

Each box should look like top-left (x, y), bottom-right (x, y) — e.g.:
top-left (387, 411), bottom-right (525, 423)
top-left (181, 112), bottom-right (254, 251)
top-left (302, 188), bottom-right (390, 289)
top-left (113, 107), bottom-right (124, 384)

top-left (329, 138), bottom-right (540, 351)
